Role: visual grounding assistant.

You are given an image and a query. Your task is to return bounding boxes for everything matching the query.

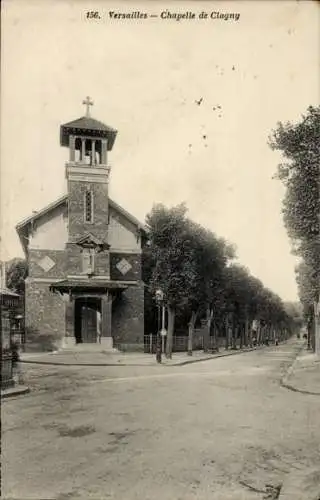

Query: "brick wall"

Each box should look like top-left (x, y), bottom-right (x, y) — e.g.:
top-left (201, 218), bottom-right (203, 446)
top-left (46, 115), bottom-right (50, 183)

top-left (65, 243), bottom-right (82, 275)
top-left (68, 180), bottom-right (109, 241)
top-left (25, 279), bottom-right (66, 351)
top-left (65, 243), bottom-right (110, 277)
top-left (28, 249), bottom-right (66, 279)
top-left (110, 253), bottom-right (141, 281)
top-left (112, 283), bottom-right (144, 351)
top-left (94, 250), bottom-right (110, 276)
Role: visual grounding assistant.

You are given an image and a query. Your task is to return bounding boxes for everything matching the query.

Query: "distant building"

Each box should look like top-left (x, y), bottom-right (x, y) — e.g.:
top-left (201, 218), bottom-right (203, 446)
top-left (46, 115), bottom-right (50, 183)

top-left (0, 261), bottom-right (6, 290)
top-left (1, 261), bottom-right (21, 389)
top-left (16, 99), bottom-right (145, 351)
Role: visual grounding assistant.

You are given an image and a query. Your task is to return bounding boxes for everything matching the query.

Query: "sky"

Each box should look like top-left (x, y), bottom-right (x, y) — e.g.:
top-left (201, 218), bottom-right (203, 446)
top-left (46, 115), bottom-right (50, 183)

top-left (1, 0), bottom-right (319, 301)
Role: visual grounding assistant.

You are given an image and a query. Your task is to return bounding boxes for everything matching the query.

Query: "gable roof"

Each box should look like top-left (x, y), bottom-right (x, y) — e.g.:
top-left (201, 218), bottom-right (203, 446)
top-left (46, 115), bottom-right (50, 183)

top-left (16, 194), bottom-right (146, 255)
top-left (15, 194), bottom-right (68, 231)
top-left (16, 194), bottom-right (145, 231)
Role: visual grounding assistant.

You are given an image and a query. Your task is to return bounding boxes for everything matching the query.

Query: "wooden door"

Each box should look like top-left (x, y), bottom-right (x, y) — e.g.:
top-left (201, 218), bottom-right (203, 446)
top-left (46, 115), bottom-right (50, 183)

top-left (81, 305), bottom-right (97, 343)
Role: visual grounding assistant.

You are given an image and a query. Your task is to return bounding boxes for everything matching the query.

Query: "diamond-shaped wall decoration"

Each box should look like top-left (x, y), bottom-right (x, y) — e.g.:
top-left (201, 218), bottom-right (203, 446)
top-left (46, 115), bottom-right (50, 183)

top-left (116, 258), bottom-right (132, 276)
top-left (38, 255), bottom-right (55, 272)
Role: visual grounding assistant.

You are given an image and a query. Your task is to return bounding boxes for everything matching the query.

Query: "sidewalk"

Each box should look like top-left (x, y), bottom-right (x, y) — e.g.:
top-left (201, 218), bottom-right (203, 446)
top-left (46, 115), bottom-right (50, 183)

top-left (282, 348), bottom-right (320, 396)
top-left (1, 384), bottom-right (30, 399)
top-left (279, 467), bottom-right (320, 500)
top-left (20, 345), bottom-right (264, 367)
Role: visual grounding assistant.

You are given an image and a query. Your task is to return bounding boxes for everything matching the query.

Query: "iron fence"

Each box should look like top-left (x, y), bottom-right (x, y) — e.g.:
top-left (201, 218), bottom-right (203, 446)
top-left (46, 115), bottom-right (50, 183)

top-left (1, 353), bottom-right (14, 390)
top-left (143, 334), bottom-right (245, 354)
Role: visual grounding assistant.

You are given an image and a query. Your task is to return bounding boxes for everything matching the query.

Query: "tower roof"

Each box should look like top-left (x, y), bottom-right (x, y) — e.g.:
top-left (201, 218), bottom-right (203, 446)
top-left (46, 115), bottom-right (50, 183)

top-left (60, 115), bottom-right (117, 150)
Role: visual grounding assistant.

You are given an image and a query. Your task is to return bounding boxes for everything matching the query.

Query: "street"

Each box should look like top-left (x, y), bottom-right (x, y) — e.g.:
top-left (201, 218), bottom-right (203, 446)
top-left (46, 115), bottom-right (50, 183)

top-left (2, 341), bottom-right (320, 500)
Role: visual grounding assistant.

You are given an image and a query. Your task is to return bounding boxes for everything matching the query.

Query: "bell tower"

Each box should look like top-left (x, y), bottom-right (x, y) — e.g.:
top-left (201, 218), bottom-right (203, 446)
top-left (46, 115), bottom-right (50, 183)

top-left (60, 97), bottom-right (117, 244)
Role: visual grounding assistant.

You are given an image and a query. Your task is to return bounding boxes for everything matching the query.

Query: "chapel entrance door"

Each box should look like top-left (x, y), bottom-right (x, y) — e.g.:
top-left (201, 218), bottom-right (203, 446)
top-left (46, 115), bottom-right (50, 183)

top-left (74, 297), bottom-right (101, 343)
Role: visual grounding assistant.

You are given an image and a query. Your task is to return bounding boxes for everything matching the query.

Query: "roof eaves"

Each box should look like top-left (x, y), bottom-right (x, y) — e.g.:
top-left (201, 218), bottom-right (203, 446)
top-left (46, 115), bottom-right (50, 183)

top-left (62, 116), bottom-right (117, 133)
top-left (0, 288), bottom-right (20, 297)
top-left (15, 194), bottom-right (68, 231)
top-left (109, 198), bottom-right (146, 231)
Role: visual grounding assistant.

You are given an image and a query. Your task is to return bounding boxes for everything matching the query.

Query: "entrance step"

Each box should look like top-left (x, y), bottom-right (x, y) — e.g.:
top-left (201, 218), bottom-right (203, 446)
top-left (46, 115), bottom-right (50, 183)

top-left (59, 341), bottom-right (119, 354)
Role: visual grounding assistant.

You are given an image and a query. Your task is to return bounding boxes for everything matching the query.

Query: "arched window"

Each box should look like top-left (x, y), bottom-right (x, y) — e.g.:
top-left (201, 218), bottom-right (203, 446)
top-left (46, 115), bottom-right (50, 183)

top-left (84, 190), bottom-right (94, 223)
top-left (75, 137), bottom-right (82, 162)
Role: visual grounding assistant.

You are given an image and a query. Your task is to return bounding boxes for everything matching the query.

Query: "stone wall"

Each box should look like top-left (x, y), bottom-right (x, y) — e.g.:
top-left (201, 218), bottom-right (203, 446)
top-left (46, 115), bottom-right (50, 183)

top-left (112, 283), bottom-right (144, 351)
top-left (25, 278), bottom-right (66, 351)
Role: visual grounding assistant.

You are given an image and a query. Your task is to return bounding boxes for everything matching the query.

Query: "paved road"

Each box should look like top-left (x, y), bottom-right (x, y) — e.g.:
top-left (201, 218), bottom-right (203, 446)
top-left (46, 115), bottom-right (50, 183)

top-left (3, 341), bottom-right (319, 500)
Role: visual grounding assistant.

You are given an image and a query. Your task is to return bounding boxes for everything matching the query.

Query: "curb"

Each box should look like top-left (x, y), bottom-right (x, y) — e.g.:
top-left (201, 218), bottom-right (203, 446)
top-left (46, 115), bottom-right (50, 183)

top-left (280, 381), bottom-right (320, 396)
top-left (20, 346), bottom-right (266, 368)
top-left (280, 343), bottom-right (320, 396)
top-left (169, 346), bottom-right (264, 366)
top-left (1, 386), bottom-right (30, 399)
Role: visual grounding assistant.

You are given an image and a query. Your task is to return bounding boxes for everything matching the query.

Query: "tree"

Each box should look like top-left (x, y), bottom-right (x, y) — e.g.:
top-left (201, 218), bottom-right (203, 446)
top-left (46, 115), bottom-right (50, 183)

top-left (5, 258), bottom-right (28, 295)
top-left (145, 203), bottom-right (199, 358)
top-left (295, 261), bottom-right (317, 349)
top-left (185, 222), bottom-right (235, 353)
top-left (145, 203), bottom-right (236, 358)
top-left (269, 106), bottom-right (320, 352)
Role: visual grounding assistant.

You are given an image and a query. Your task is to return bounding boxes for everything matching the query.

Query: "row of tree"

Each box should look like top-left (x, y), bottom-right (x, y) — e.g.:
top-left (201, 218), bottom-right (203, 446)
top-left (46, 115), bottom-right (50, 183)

top-left (143, 203), bottom-right (295, 358)
top-left (269, 106), bottom-right (320, 352)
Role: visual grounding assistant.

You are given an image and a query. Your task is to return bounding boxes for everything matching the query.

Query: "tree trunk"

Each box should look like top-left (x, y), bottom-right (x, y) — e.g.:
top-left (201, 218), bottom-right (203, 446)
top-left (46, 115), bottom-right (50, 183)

top-left (243, 306), bottom-right (249, 347)
top-left (166, 306), bottom-right (175, 359)
top-left (212, 321), bottom-right (218, 352)
top-left (257, 323), bottom-right (261, 345)
top-left (243, 315), bottom-right (249, 347)
top-left (248, 319), bottom-right (253, 347)
top-left (188, 310), bottom-right (198, 356)
top-left (314, 301), bottom-right (320, 355)
top-left (225, 315), bottom-right (229, 350)
top-left (231, 321), bottom-right (237, 350)
top-left (307, 319), bottom-right (312, 350)
top-left (261, 325), bottom-right (265, 344)
top-left (240, 323), bottom-right (243, 349)
top-left (204, 308), bottom-right (213, 353)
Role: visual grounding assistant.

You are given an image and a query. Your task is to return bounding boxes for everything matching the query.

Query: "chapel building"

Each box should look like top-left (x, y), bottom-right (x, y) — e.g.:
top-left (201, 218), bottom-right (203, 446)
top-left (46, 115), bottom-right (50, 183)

top-left (16, 98), bottom-right (145, 351)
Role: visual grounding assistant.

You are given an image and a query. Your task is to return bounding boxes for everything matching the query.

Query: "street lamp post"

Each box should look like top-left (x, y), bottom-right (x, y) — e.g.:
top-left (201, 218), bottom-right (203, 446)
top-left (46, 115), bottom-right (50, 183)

top-left (161, 305), bottom-right (166, 354)
top-left (155, 289), bottom-right (164, 363)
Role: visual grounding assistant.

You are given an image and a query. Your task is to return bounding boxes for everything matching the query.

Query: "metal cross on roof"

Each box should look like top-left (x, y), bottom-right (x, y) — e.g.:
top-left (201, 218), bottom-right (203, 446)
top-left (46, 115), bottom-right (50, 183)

top-left (82, 96), bottom-right (94, 117)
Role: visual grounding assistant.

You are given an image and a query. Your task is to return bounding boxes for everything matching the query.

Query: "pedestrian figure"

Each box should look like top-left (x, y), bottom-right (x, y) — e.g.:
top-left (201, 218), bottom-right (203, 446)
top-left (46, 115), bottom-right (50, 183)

top-left (11, 341), bottom-right (24, 384)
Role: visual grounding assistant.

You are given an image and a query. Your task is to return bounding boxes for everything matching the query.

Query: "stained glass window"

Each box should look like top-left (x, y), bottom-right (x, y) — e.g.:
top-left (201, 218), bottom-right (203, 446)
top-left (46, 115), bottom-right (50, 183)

top-left (84, 190), bottom-right (93, 223)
